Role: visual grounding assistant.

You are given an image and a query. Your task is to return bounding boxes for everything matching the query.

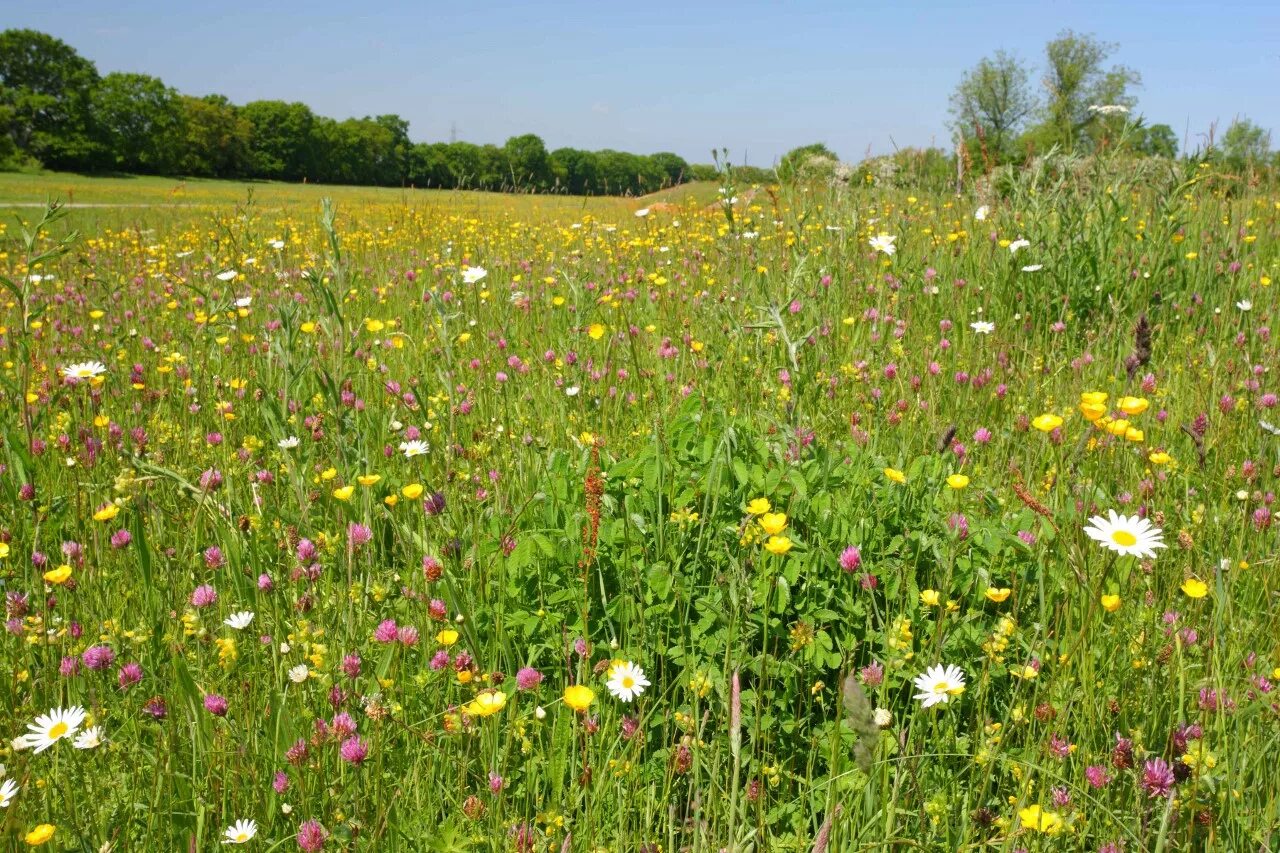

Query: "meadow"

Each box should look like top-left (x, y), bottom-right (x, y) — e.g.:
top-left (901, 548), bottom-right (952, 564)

top-left (0, 161), bottom-right (1278, 852)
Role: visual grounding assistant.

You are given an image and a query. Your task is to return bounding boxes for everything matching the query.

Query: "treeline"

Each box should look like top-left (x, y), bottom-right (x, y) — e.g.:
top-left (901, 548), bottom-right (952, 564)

top-left (948, 29), bottom-right (1276, 171)
top-left (0, 29), bottom-right (702, 195)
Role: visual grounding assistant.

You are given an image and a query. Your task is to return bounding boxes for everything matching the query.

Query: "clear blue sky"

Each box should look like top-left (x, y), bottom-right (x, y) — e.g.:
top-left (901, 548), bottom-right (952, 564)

top-left (9, 0), bottom-right (1279, 163)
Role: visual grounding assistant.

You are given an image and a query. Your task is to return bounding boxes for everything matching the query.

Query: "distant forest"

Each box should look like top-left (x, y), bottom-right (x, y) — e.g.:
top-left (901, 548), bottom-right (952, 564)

top-left (0, 29), bottom-right (753, 195)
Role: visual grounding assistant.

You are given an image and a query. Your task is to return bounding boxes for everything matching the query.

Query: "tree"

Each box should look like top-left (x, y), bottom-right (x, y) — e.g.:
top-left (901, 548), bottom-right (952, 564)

top-left (241, 100), bottom-right (316, 180)
top-left (777, 143), bottom-right (839, 182)
top-left (179, 95), bottom-right (252, 178)
top-left (1035, 30), bottom-right (1140, 153)
top-left (93, 72), bottom-right (184, 174)
top-left (948, 52), bottom-right (1035, 160)
top-left (1220, 118), bottom-right (1271, 167)
top-left (0, 29), bottom-right (100, 169)
top-left (549, 147), bottom-right (599, 194)
top-left (1127, 121), bottom-right (1178, 158)
top-left (648, 152), bottom-right (689, 187)
top-left (407, 142), bottom-right (454, 188)
top-left (503, 134), bottom-right (551, 189)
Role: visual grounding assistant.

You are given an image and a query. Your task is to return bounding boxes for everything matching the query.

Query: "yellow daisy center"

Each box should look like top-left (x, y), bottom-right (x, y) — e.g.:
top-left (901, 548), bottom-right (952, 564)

top-left (622, 676), bottom-right (635, 688)
top-left (235, 833), bottom-right (248, 842)
top-left (1111, 530), bottom-right (1137, 547)
top-left (48, 721), bottom-right (68, 739)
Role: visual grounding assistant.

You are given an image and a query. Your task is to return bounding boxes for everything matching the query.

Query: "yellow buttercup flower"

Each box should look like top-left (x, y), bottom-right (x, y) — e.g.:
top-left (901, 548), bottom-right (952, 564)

top-left (745, 498), bottom-right (771, 516)
top-left (764, 535), bottom-right (792, 555)
top-left (464, 690), bottom-right (507, 717)
top-left (1148, 451), bottom-right (1171, 465)
top-left (356, 474), bottom-right (381, 486)
top-left (402, 483), bottom-right (424, 499)
top-left (1079, 391), bottom-right (1108, 405)
top-left (332, 485), bottom-right (355, 501)
top-left (985, 587), bottom-right (1011, 603)
top-left (920, 589), bottom-right (941, 607)
top-left (1104, 418), bottom-right (1131, 436)
top-left (563, 684), bottom-right (595, 712)
top-left (43, 565), bottom-right (73, 585)
top-left (1101, 594), bottom-right (1122, 612)
top-left (1118, 396), bottom-right (1149, 416)
top-left (1018, 805), bottom-right (1063, 835)
top-left (24, 824), bottom-right (56, 846)
top-left (883, 467), bottom-right (906, 484)
top-left (945, 474), bottom-right (969, 489)
top-left (93, 503), bottom-right (120, 522)
top-left (1079, 401), bottom-right (1107, 421)
top-left (1181, 578), bottom-right (1208, 599)
top-left (1031, 414), bottom-right (1063, 432)
top-left (436, 629), bottom-right (459, 646)
top-left (759, 512), bottom-right (787, 535)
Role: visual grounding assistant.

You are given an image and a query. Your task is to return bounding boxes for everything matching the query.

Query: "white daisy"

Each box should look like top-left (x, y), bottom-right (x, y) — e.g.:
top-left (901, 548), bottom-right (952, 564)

top-left (73, 726), bottom-right (103, 750)
top-left (216, 270), bottom-right (238, 282)
top-left (868, 233), bottom-right (897, 256)
top-left (1021, 264), bottom-right (1043, 272)
top-left (60, 361), bottom-right (107, 380)
top-left (1008, 238), bottom-right (1031, 255)
top-left (606, 661), bottom-right (650, 703)
top-left (1083, 510), bottom-right (1166, 558)
top-left (21, 706), bottom-right (87, 753)
top-left (969, 321), bottom-right (995, 334)
top-left (399, 440), bottom-right (430, 458)
top-left (565, 386), bottom-right (580, 397)
top-left (278, 436), bottom-right (300, 450)
top-left (461, 266), bottom-right (487, 284)
top-left (224, 611), bottom-right (255, 631)
top-left (634, 207), bottom-right (650, 217)
top-left (974, 205), bottom-right (989, 221)
top-left (176, 250), bottom-right (194, 258)
top-left (235, 296), bottom-right (252, 308)
top-left (269, 240), bottom-right (285, 250)
top-left (912, 664), bottom-right (966, 708)
top-left (223, 819), bottom-right (258, 844)
top-left (1237, 300), bottom-right (1253, 311)
top-left (0, 777), bottom-right (17, 808)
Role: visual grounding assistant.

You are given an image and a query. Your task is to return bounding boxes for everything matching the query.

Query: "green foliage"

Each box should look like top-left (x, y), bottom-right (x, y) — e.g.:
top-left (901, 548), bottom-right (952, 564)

top-left (0, 28), bottom-right (100, 170)
top-left (178, 95), bottom-right (253, 178)
top-left (1219, 118), bottom-right (1272, 168)
top-left (92, 72), bottom-right (185, 174)
top-left (777, 143), bottom-right (838, 183)
top-left (949, 51), bottom-right (1035, 163)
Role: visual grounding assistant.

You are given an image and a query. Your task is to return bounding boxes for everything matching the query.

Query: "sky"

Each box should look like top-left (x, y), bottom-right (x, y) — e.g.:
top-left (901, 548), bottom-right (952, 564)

top-left (9, 0), bottom-right (1280, 164)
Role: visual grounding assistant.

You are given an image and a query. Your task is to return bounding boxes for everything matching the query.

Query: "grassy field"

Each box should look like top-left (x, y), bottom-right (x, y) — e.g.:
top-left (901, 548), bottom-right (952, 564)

top-left (1, 164), bottom-right (1279, 851)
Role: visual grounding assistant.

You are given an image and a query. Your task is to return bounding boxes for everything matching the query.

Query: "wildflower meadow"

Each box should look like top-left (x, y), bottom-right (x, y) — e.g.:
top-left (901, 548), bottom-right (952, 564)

top-left (2, 156), bottom-right (1279, 852)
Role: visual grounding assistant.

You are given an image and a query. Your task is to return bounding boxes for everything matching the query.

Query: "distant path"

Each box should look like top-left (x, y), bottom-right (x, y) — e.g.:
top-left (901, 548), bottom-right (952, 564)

top-left (0, 202), bottom-right (217, 208)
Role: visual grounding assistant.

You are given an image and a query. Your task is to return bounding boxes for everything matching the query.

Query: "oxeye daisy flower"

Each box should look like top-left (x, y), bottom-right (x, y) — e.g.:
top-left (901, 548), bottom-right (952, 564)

top-left (1083, 510), bottom-right (1166, 558)
top-left (606, 661), bottom-right (650, 703)
top-left (399, 440), bottom-right (429, 458)
top-left (868, 233), bottom-right (897, 255)
top-left (0, 777), bottom-right (18, 808)
top-left (969, 320), bottom-right (995, 334)
top-left (61, 361), bottom-right (107, 380)
top-left (461, 266), bottom-right (487, 284)
top-left (912, 664), bottom-right (966, 708)
top-left (224, 611), bottom-right (255, 630)
top-left (278, 436), bottom-right (299, 449)
top-left (73, 726), bottom-right (103, 750)
top-left (22, 706), bottom-right (87, 752)
top-left (222, 819), bottom-right (257, 844)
